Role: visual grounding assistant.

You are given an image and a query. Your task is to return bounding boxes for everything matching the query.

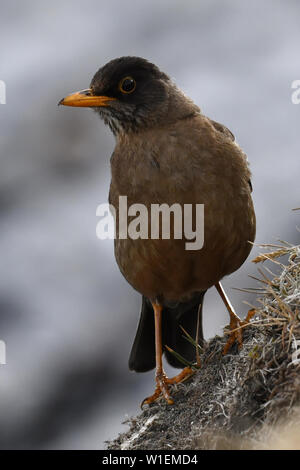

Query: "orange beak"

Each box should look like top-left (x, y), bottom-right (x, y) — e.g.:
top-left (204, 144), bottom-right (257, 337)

top-left (58, 89), bottom-right (116, 107)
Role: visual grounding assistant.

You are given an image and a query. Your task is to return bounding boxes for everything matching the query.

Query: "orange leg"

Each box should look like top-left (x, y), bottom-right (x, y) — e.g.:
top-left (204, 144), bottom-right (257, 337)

top-left (142, 303), bottom-right (194, 407)
top-left (215, 282), bottom-right (255, 354)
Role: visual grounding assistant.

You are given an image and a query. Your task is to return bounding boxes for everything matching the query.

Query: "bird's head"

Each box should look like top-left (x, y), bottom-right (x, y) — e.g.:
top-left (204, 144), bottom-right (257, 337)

top-left (59, 56), bottom-right (199, 135)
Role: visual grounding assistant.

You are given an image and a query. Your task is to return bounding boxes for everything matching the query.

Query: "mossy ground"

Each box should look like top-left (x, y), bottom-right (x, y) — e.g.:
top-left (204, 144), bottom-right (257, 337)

top-left (107, 240), bottom-right (300, 450)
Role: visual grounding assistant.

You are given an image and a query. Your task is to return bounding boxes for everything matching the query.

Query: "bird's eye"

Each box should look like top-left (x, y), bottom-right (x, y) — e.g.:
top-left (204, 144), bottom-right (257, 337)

top-left (119, 77), bottom-right (136, 94)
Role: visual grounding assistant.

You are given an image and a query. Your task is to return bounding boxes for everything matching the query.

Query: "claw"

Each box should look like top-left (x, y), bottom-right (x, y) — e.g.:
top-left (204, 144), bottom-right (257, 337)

top-left (223, 308), bottom-right (255, 354)
top-left (141, 366), bottom-right (194, 407)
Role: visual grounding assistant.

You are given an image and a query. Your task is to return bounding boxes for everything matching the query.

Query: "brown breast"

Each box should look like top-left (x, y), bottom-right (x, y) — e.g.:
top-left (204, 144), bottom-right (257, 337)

top-left (109, 114), bottom-right (256, 303)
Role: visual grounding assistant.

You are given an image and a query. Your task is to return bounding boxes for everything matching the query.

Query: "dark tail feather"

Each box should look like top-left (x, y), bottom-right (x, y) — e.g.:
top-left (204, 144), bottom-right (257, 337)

top-left (163, 291), bottom-right (206, 368)
top-left (128, 291), bottom-right (206, 372)
top-left (128, 296), bottom-right (156, 372)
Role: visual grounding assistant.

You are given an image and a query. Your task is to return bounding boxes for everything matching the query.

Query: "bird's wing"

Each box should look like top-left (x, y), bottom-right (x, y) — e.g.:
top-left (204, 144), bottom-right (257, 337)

top-left (210, 119), bottom-right (235, 141)
top-left (210, 118), bottom-right (253, 192)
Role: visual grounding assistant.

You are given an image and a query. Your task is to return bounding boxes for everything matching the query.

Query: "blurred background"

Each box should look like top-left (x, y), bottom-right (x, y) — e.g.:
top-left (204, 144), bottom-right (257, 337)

top-left (0, 0), bottom-right (299, 449)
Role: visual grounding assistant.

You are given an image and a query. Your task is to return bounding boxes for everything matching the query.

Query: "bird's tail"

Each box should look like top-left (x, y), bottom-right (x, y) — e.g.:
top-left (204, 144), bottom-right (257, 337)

top-left (128, 291), bottom-right (206, 372)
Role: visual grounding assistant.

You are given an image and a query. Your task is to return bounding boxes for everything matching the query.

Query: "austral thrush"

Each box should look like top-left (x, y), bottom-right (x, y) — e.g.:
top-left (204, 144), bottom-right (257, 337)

top-left (59, 57), bottom-right (256, 405)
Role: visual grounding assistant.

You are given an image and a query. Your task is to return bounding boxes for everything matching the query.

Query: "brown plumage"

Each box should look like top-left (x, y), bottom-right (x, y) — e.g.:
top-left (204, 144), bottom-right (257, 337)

top-left (110, 115), bottom-right (254, 300)
top-left (59, 56), bottom-right (256, 405)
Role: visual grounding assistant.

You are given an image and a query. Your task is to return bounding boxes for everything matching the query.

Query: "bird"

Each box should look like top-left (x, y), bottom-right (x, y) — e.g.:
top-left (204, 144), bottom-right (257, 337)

top-left (59, 56), bottom-right (256, 406)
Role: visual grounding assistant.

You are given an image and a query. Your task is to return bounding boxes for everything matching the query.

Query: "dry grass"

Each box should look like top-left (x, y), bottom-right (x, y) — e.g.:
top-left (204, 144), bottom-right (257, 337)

top-left (107, 239), bottom-right (300, 450)
top-left (247, 241), bottom-right (300, 421)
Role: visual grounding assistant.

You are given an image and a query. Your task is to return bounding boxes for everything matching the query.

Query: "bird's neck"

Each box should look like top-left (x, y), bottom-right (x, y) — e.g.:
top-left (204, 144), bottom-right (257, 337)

top-left (165, 84), bottom-right (200, 124)
top-left (112, 84), bottom-right (200, 138)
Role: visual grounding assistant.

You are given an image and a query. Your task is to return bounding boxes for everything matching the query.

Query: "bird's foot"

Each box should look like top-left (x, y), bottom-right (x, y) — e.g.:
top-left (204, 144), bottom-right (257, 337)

top-left (141, 366), bottom-right (194, 407)
top-left (223, 308), bottom-right (255, 355)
